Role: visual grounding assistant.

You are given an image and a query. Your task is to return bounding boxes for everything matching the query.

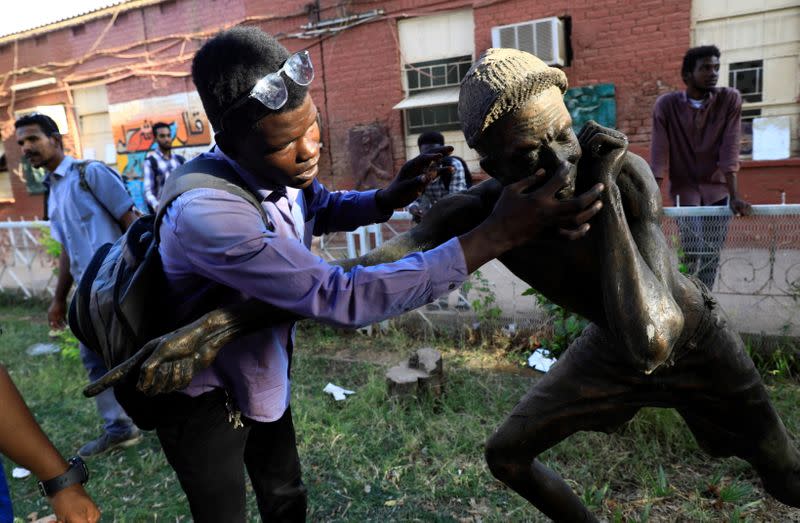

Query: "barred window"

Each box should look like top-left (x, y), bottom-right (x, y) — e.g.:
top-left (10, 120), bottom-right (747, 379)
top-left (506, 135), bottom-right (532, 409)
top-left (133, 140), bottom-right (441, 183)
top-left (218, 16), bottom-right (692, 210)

top-left (729, 60), bottom-right (763, 103)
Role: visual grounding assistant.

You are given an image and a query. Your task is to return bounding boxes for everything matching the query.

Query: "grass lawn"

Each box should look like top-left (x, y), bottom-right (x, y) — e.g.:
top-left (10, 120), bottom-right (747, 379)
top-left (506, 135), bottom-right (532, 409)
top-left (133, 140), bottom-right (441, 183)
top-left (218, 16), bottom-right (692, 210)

top-left (1, 301), bottom-right (800, 522)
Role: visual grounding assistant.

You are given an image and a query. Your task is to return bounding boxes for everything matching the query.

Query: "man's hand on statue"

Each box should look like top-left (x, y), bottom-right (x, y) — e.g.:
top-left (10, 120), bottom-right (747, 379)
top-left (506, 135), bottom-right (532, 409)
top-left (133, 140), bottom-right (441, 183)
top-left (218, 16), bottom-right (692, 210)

top-left (375, 145), bottom-right (453, 213)
top-left (486, 163), bottom-right (604, 246)
top-left (730, 197), bottom-right (752, 217)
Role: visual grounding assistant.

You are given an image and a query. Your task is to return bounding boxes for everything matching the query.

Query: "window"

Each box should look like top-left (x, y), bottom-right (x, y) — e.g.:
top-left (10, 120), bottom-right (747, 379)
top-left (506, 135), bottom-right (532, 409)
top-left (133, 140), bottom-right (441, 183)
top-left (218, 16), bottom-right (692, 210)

top-left (740, 108), bottom-right (761, 156)
top-left (405, 104), bottom-right (461, 134)
top-left (405, 56), bottom-right (472, 93)
top-left (396, 10), bottom-right (478, 164)
top-left (729, 60), bottom-right (762, 103)
top-left (73, 85), bottom-right (116, 164)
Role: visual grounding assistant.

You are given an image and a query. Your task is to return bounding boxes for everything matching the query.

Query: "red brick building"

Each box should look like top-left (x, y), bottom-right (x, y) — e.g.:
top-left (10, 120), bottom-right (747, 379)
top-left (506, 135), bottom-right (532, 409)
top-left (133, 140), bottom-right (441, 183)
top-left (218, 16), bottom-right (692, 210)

top-left (0, 0), bottom-right (795, 220)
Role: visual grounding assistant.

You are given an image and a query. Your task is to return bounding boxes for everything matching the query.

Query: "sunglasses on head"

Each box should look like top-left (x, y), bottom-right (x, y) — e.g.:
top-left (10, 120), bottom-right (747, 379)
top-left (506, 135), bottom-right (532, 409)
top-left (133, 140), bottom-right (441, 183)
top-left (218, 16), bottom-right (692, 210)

top-left (218, 50), bottom-right (314, 133)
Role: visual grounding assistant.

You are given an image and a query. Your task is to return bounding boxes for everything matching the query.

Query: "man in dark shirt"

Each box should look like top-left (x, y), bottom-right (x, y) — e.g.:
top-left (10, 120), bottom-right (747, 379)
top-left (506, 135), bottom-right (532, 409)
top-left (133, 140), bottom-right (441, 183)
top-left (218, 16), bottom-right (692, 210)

top-left (650, 45), bottom-right (752, 289)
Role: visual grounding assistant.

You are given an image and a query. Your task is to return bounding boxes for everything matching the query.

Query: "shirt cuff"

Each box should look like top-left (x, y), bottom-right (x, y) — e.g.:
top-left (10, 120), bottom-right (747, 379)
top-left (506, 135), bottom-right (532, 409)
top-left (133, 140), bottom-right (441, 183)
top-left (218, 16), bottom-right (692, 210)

top-left (421, 237), bottom-right (469, 299)
top-left (362, 189), bottom-right (394, 223)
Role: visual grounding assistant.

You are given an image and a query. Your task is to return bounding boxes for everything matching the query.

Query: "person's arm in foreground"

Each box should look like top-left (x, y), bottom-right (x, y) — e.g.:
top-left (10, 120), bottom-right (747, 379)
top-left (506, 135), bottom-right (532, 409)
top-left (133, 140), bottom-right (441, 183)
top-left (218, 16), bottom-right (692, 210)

top-left (0, 366), bottom-right (100, 523)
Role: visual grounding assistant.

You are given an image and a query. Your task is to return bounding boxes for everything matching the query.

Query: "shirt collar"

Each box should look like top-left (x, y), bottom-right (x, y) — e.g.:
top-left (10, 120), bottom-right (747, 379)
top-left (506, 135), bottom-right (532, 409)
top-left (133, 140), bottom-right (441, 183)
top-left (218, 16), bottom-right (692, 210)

top-left (681, 87), bottom-right (717, 107)
top-left (154, 148), bottom-right (172, 161)
top-left (51, 155), bottom-right (75, 178)
top-left (211, 147), bottom-right (300, 206)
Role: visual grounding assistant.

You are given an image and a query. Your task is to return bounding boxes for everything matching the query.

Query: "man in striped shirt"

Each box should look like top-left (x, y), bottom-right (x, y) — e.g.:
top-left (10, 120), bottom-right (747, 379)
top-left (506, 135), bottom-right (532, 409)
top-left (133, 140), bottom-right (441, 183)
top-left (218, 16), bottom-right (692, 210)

top-left (143, 122), bottom-right (185, 212)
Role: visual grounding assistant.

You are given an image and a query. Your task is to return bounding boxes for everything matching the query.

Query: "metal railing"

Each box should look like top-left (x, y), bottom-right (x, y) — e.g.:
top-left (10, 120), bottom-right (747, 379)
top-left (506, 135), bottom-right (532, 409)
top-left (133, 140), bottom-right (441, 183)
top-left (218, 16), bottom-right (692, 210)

top-left (2, 204), bottom-right (798, 335)
top-left (0, 219), bottom-right (55, 298)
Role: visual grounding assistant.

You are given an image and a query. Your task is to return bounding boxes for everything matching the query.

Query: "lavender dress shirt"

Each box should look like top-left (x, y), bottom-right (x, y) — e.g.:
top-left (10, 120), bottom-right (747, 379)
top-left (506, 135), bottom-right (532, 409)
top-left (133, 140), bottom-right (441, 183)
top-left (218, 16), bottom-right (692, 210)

top-left (158, 151), bottom-right (468, 421)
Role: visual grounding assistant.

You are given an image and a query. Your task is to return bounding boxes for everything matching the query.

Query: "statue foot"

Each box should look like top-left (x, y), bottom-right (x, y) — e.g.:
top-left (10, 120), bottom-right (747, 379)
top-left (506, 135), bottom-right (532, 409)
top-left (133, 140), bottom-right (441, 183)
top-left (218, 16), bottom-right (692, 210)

top-left (761, 467), bottom-right (800, 507)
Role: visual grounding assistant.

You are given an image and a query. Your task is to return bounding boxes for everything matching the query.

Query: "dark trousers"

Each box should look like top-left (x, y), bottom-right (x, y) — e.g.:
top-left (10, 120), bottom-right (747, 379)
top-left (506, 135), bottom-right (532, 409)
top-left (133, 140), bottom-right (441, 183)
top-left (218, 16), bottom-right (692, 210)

top-left (677, 198), bottom-right (731, 290)
top-left (155, 390), bottom-right (307, 522)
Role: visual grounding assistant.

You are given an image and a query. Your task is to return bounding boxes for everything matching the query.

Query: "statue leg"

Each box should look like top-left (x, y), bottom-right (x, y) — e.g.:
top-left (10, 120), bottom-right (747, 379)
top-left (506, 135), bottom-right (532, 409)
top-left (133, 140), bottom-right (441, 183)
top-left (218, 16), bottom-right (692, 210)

top-left (667, 311), bottom-right (800, 507)
top-left (485, 324), bottom-right (641, 522)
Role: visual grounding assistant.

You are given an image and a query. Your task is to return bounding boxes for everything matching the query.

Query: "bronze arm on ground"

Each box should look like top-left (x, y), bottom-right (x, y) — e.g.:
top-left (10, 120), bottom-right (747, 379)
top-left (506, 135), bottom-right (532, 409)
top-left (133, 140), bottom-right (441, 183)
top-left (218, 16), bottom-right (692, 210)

top-left (84, 186), bottom-right (493, 398)
top-left (578, 122), bottom-right (684, 373)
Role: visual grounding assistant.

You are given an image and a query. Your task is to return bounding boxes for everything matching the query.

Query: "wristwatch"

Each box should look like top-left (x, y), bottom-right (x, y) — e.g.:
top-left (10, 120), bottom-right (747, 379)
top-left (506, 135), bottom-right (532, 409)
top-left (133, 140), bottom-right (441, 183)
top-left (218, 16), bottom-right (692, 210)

top-left (38, 456), bottom-right (89, 497)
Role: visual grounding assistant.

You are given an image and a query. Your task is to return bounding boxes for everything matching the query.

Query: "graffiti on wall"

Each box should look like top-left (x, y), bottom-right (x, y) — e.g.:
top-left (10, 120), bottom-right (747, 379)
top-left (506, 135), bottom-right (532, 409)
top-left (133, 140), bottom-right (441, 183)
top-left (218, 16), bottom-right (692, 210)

top-left (109, 92), bottom-right (212, 209)
top-left (564, 83), bottom-right (616, 133)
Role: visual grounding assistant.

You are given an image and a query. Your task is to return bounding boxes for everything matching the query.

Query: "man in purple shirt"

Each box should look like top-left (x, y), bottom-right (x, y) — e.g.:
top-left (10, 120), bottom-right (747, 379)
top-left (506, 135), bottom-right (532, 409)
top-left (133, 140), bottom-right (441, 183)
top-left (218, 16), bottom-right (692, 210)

top-left (650, 45), bottom-right (752, 289)
top-left (153, 28), bottom-right (603, 522)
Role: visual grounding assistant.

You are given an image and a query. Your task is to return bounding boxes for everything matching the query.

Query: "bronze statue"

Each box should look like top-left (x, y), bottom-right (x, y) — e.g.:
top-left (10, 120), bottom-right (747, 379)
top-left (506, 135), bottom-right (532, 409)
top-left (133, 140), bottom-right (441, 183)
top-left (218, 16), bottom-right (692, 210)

top-left (89, 49), bottom-right (800, 520)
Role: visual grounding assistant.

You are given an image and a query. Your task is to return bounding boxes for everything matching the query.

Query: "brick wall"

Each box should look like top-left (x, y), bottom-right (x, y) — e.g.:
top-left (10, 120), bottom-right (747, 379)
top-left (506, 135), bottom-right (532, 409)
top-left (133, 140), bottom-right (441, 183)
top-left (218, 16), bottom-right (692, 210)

top-left (1, 0), bottom-right (792, 220)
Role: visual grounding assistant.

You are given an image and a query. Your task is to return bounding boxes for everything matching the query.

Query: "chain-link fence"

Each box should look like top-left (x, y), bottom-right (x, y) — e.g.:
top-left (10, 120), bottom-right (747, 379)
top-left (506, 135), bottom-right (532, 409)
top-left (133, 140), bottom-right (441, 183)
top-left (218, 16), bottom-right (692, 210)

top-left (663, 204), bottom-right (800, 336)
top-left (2, 204), bottom-right (799, 335)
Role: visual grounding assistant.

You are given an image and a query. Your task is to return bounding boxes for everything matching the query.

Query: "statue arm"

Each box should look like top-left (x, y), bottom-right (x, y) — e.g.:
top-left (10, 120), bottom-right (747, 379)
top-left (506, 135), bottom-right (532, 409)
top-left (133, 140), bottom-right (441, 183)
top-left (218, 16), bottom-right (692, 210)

top-left (582, 128), bottom-right (684, 373)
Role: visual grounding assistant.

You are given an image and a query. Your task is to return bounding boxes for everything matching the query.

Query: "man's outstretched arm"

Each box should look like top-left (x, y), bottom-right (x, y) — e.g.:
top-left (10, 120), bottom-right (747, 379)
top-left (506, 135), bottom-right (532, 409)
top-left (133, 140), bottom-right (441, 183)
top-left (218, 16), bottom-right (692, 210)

top-left (88, 173), bottom-right (603, 396)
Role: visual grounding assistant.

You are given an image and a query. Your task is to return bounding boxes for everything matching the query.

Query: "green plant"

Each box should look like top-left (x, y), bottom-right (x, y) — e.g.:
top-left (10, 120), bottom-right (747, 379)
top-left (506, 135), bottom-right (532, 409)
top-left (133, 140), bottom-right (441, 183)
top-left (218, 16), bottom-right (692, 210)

top-left (464, 270), bottom-right (502, 324)
top-left (632, 504), bottom-right (651, 523)
top-left (581, 483), bottom-right (609, 508)
top-left (649, 465), bottom-right (673, 497)
top-left (38, 225), bottom-right (62, 260)
top-left (57, 328), bottom-right (80, 361)
top-left (524, 288), bottom-right (588, 359)
top-left (719, 480), bottom-right (753, 503)
top-left (670, 235), bottom-right (689, 274)
top-left (744, 341), bottom-right (797, 380)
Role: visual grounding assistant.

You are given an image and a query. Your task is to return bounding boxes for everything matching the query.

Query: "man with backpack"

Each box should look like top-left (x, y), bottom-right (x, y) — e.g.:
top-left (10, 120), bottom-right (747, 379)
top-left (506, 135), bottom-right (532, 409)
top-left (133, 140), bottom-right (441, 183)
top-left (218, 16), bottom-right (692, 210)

top-left (132, 27), bottom-right (603, 522)
top-left (15, 113), bottom-right (143, 458)
top-left (143, 121), bottom-right (185, 213)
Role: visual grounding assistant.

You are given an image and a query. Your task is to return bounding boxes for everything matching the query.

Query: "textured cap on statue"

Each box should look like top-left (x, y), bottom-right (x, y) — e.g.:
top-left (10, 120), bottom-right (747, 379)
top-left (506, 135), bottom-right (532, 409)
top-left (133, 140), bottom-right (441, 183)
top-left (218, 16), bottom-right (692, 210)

top-left (459, 48), bottom-right (568, 148)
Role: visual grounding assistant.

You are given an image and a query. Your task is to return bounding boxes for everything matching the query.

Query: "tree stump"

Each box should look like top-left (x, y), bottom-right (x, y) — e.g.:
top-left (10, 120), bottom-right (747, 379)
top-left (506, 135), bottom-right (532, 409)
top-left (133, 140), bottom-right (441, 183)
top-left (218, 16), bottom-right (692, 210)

top-left (386, 348), bottom-right (444, 398)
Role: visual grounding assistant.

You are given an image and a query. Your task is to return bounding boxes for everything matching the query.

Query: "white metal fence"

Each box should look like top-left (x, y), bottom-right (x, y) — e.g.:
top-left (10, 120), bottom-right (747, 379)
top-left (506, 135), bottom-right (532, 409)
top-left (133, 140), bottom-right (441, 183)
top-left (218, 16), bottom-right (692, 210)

top-left (2, 205), bottom-right (799, 335)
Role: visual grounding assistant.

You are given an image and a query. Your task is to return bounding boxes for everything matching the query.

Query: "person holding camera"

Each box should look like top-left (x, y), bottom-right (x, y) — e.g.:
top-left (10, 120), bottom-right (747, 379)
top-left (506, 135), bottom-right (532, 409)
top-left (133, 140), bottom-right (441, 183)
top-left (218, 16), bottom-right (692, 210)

top-left (408, 131), bottom-right (474, 310)
top-left (408, 131), bottom-right (472, 223)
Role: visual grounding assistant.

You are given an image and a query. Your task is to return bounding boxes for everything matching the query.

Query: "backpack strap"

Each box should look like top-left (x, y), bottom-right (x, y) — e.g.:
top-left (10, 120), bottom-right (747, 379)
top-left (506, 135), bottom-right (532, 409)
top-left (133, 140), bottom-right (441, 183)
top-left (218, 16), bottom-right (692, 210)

top-left (75, 160), bottom-right (125, 225)
top-left (154, 157), bottom-right (270, 243)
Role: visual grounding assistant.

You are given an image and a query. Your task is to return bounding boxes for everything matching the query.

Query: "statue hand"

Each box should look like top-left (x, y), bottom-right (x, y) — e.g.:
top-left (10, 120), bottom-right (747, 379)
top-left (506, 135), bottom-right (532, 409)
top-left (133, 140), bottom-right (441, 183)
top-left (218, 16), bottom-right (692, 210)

top-left (82, 312), bottom-right (227, 398)
top-left (577, 121), bottom-right (628, 185)
top-left (136, 315), bottom-right (226, 396)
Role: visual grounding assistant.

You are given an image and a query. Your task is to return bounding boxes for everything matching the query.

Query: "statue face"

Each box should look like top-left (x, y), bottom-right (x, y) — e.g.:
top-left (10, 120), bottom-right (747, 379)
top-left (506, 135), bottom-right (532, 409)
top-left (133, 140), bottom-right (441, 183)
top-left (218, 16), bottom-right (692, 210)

top-left (479, 87), bottom-right (580, 198)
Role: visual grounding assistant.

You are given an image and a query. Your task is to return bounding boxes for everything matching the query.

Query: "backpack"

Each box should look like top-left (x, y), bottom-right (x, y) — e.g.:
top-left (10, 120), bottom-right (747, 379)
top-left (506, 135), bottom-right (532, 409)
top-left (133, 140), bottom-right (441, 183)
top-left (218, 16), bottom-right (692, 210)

top-left (68, 157), bottom-right (269, 429)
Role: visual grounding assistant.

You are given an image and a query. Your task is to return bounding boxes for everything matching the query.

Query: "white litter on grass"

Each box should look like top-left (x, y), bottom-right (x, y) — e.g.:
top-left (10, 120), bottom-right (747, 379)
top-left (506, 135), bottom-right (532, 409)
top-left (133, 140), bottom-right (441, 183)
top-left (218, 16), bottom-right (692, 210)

top-left (323, 383), bottom-right (355, 401)
top-left (26, 343), bottom-right (60, 356)
top-left (527, 349), bottom-right (557, 373)
top-left (12, 467), bottom-right (31, 479)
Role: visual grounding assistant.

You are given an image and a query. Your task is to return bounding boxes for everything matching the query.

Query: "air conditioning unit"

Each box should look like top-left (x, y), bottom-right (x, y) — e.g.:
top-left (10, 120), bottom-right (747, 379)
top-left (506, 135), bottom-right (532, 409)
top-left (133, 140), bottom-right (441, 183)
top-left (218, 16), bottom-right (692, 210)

top-left (491, 17), bottom-right (567, 67)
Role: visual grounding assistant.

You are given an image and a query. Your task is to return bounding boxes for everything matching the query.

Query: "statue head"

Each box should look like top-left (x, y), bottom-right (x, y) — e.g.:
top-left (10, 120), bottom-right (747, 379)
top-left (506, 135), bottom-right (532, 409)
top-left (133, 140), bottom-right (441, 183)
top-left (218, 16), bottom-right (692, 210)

top-left (459, 48), bottom-right (580, 197)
